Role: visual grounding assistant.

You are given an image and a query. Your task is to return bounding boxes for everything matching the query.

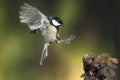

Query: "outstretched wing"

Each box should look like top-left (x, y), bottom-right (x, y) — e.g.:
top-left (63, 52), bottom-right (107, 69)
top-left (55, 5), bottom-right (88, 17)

top-left (19, 3), bottom-right (49, 31)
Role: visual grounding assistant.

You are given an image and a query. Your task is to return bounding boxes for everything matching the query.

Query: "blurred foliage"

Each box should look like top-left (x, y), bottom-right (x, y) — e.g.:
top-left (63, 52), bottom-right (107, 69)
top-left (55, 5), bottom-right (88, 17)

top-left (0, 0), bottom-right (120, 80)
top-left (81, 53), bottom-right (119, 80)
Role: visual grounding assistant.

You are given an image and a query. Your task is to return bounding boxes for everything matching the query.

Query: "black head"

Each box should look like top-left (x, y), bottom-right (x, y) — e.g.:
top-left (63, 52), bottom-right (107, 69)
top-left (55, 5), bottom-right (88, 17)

top-left (48, 16), bottom-right (63, 27)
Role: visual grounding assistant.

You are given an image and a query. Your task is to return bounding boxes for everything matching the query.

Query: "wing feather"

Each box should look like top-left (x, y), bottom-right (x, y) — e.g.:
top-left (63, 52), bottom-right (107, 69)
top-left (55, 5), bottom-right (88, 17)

top-left (19, 3), bottom-right (49, 31)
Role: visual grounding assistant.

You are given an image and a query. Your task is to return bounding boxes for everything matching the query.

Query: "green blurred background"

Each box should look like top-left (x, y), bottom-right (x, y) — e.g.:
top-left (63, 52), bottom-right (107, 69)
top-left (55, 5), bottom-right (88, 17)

top-left (0, 0), bottom-right (120, 80)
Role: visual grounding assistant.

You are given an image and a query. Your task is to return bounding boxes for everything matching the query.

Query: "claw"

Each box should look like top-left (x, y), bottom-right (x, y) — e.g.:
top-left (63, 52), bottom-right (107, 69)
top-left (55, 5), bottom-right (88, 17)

top-left (65, 34), bottom-right (76, 44)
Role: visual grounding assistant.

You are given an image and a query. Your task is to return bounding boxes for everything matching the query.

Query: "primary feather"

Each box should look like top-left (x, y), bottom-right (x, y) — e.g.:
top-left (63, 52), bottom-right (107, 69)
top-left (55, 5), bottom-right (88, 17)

top-left (19, 3), bottom-right (49, 31)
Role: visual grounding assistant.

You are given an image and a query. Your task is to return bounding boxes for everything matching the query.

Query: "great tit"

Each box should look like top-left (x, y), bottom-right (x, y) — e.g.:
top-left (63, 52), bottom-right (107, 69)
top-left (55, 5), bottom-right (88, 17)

top-left (19, 3), bottom-right (76, 65)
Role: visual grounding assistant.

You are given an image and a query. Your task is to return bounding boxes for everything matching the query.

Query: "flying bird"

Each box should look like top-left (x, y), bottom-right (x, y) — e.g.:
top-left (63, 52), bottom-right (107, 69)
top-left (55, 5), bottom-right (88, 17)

top-left (19, 3), bottom-right (76, 65)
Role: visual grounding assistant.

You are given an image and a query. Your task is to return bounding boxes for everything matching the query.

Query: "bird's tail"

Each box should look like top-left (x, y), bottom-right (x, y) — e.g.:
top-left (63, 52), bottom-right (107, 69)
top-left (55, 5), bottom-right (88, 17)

top-left (40, 43), bottom-right (49, 65)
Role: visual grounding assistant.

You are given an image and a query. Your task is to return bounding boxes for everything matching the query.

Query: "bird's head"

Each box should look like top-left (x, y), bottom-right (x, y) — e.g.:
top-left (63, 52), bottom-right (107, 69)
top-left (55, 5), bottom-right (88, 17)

top-left (48, 16), bottom-right (64, 27)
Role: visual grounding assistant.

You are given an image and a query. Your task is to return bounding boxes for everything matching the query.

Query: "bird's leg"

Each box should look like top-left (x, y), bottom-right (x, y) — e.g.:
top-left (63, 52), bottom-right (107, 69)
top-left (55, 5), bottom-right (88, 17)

top-left (45, 43), bottom-right (49, 57)
top-left (40, 42), bottom-right (49, 65)
top-left (56, 34), bottom-right (76, 44)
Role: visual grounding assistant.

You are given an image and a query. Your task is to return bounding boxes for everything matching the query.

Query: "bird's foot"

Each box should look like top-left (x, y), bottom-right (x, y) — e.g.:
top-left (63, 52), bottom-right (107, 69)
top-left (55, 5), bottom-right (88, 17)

top-left (64, 34), bottom-right (76, 44)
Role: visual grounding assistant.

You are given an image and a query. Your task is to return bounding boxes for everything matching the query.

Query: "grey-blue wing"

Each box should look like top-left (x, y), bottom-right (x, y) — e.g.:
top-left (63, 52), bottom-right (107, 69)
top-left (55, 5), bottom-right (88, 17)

top-left (19, 3), bottom-right (49, 31)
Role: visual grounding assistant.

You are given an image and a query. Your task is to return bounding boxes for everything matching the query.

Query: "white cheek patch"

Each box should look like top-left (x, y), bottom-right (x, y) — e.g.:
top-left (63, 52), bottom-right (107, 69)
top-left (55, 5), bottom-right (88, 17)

top-left (52, 19), bottom-right (61, 26)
